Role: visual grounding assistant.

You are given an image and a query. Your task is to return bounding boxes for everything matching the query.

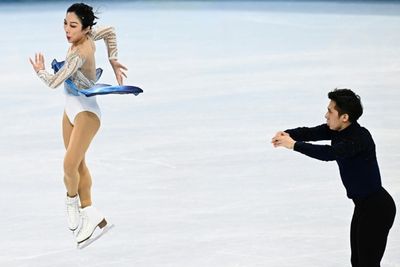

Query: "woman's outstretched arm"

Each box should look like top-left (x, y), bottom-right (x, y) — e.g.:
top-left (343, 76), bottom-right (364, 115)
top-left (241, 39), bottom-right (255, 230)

top-left (90, 26), bottom-right (128, 85)
top-left (29, 52), bottom-right (84, 89)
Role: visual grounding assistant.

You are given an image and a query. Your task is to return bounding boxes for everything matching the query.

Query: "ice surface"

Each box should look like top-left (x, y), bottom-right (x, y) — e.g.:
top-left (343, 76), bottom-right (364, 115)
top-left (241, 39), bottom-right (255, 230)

top-left (0, 1), bottom-right (399, 266)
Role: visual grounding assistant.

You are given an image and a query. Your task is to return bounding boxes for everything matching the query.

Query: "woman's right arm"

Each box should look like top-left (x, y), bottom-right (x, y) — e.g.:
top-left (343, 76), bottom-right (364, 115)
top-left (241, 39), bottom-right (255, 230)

top-left (30, 52), bottom-right (84, 89)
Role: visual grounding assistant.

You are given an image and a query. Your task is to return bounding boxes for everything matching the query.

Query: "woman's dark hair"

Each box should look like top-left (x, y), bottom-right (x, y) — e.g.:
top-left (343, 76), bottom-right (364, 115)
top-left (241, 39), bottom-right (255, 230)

top-left (328, 88), bottom-right (363, 122)
top-left (67, 3), bottom-right (98, 29)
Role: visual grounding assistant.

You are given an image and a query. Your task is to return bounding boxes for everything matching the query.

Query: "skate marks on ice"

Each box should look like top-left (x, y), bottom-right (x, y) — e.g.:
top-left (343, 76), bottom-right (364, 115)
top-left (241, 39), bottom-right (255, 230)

top-left (77, 224), bottom-right (115, 250)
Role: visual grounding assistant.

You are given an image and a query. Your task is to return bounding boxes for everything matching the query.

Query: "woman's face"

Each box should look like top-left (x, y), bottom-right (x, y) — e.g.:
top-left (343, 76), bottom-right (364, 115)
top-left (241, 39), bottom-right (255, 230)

top-left (64, 12), bottom-right (89, 44)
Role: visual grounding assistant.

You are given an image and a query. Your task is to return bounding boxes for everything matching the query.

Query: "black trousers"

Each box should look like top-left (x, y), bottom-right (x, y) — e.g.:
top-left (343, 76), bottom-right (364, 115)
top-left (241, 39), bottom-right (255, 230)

top-left (351, 187), bottom-right (396, 267)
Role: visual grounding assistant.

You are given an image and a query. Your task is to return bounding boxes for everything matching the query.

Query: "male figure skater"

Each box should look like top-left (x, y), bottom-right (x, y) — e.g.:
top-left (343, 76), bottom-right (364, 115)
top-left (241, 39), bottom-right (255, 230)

top-left (272, 88), bottom-right (396, 267)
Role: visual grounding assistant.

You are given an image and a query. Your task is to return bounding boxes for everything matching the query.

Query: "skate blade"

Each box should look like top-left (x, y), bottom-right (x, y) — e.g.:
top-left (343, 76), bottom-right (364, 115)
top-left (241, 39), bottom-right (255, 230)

top-left (77, 224), bottom-right (115, 250)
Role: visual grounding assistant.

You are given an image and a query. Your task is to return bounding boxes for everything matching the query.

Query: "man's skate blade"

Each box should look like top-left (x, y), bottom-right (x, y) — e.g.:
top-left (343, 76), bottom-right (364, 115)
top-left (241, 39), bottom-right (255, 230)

top-left (77, 224), bottom-right (115, 249)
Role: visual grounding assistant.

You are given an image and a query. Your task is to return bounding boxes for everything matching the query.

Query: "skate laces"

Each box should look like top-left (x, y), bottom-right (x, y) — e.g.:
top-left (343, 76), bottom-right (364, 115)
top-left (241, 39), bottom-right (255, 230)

top-left (65, 196), bottom-right (80, 230)
top-left (75, 211), bottom-right (86, 238)
top-left (75, 206), bottom-right (105, 242)
top-left (66, 203), bottom-right (79, 217)
top-left (66, 197), bottom-right (79, 215)
top-left (76, 209), bottom-right (97, 241)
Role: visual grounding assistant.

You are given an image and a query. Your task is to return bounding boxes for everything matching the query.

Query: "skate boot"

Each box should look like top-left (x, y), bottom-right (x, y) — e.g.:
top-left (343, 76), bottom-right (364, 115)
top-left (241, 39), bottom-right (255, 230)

top-left (65, 194), bottom-right (80, 232)
top-left (76, 206), bottom-right (111, 248)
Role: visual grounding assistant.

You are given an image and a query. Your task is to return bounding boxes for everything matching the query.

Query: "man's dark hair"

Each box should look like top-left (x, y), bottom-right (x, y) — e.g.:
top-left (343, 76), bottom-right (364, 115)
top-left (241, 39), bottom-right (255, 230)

top-left (328, 88), bottom-right (363, 122)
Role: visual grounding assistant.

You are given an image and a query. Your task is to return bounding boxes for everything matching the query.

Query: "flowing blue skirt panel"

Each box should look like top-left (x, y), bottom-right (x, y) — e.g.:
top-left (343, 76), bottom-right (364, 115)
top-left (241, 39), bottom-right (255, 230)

top-left (51, 59), bottom-right (143, 97)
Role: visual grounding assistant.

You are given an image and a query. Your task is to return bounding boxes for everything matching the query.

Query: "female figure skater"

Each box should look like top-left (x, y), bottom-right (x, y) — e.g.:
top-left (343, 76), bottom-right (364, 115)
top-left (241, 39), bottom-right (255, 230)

top-left (29, 3), bottom-right (127, 246)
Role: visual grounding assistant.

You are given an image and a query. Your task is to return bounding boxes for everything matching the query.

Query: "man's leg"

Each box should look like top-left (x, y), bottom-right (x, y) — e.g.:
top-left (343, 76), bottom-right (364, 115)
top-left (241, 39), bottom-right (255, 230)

top-left (350, 205), bottom-right (360, 267)
top-left (357, 190), bottom-right (396, 267)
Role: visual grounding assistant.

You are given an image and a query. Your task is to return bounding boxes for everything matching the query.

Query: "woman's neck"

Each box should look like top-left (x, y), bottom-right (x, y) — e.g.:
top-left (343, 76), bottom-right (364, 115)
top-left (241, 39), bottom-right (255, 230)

top-left (71, 35), bottom-right (87, 50)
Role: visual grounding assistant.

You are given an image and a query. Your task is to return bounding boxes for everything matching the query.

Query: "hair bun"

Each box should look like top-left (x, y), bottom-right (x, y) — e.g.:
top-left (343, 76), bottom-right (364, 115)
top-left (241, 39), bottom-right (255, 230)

top-left (67, 3), bottom-right (99, 29)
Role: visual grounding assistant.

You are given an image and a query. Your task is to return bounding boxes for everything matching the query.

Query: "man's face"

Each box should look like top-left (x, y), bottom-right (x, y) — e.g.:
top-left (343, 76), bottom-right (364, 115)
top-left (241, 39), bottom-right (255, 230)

top-left (325, 100), bottom-right (349, 131)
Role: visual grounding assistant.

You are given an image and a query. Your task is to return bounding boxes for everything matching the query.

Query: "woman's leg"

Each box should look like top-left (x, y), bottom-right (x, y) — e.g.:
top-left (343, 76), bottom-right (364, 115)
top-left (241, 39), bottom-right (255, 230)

top-left (77, 158), bottom-right (93, 208)
top-left (62, 111), bottom-right (100, 203)
top-left (62, 112), bottom-right (74, 194)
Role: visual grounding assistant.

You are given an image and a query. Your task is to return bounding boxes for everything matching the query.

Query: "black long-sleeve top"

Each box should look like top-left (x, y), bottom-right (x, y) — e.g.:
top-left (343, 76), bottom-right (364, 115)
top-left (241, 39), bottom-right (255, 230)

top-left (285, 122), bottom-right (382, 199)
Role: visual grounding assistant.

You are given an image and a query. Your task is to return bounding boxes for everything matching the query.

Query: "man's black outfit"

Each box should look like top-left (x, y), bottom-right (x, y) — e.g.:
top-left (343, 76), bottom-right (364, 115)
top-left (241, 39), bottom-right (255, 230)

top-left (285, 122), bottom-right (396, 267)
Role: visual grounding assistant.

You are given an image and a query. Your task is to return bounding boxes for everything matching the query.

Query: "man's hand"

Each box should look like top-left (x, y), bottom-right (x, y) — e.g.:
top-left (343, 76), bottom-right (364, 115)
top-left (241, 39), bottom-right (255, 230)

top-left (271, 131), bottom-right (296, 149)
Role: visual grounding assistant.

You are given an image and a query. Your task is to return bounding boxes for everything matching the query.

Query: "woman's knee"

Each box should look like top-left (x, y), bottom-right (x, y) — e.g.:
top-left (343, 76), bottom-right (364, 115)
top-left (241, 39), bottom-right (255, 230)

top-left (63, 157), bottom-right (80, 178)
top-left (78, 161), bottom-right (92, 184)
top-left (78, 160), bottom-right (87, 173)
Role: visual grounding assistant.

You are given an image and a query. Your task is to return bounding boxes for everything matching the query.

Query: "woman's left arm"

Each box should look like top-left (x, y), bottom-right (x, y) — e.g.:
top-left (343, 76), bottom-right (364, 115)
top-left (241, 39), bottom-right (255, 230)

top-left (90, 26), bottom-right (128, 85)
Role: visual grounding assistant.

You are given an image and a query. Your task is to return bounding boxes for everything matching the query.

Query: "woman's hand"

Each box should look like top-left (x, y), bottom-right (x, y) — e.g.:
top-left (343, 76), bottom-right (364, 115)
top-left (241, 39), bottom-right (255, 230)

top-left (29, 53), bottom-right (45, 73)
top-left (110, 59), bottom-right (128, 85)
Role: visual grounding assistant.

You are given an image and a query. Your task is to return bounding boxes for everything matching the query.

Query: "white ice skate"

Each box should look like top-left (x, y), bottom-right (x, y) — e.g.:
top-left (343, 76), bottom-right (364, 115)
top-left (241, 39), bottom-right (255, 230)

top-left (65, 194), bottom-right (80, 232)
top-left (76, 206), bottom-right (113, 249)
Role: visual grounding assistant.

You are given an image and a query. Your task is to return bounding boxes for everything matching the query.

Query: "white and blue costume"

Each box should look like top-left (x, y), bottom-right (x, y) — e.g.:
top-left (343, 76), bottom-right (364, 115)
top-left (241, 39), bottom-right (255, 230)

top-left (37, 26), bottom-right (142, 125)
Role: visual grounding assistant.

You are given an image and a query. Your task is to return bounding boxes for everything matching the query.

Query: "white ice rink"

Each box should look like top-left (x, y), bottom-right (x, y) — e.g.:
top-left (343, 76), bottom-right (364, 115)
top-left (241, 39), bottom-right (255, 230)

top-left (0, 1), bottom-right (399, 266)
